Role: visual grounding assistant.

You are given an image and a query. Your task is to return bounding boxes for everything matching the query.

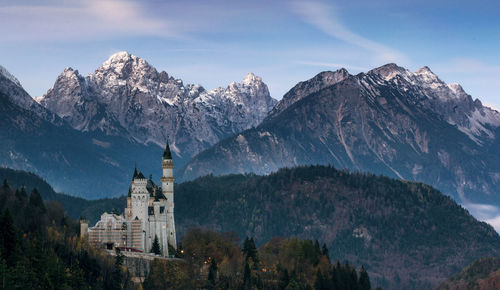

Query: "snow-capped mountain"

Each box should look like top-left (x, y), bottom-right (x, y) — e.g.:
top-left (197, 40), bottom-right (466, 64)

top-left (38, 52), bottom-right (277, 163)
top-left (179, 63), bottom-right (500, 208)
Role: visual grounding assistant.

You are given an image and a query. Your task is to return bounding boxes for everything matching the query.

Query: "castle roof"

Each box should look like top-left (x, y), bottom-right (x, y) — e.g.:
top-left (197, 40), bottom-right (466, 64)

top-left (147, 175), bottom-right (156, 196)
top-left (163, 140), bottom-right (172, 159)
top-left (133, 164), bottom-right (138, 179)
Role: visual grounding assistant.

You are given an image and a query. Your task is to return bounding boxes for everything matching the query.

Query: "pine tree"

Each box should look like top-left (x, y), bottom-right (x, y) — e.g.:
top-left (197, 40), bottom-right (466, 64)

top-left (106, 248), bottom-right (125, 290)
top-left (314, 269), bottom-right (326, 290)
top-left (205, 258), bottom-right (217, 289)
top-left (242, 237), bottom-right (250, 257)
top-left (278, 268), bottom-right (290, 289)
top-left (249, 238), bottom-right (259, 264)
top-left (0, 209), bottom-right (18, 266)
top-left (348, 263), bottom-right (359, 290)
top-left (29, 188), bottom-right (45, 212)
top-left (321, 243), bottom-right (330, 263)
top-left (359, 265), bottom-right (371, 290)
top-left (151, 235), bottom-right (161, 255)
top-left (321, 243), bottom-right (329, 256)
top-left (314, 240), bottom-right (321, 256)
top-left (242, 236), bottom-right (259, 264)
top-left (243, 261), bottom-right (252, 290)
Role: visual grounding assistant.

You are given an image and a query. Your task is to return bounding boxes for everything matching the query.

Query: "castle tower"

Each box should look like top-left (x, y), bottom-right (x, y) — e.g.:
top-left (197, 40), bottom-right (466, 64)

top-left (129, 165), bottom-right (149, 251)
top-left (161, 140), bottom-right (177, 250)
top-left (80, 219), bottom-right (88, 238)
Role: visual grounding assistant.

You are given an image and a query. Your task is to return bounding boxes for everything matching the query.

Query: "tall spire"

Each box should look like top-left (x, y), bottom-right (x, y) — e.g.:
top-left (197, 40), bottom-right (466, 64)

top-left (163, 137), bottom-right (172, 159)
top-left (133, 162), bottom-right (138, 179)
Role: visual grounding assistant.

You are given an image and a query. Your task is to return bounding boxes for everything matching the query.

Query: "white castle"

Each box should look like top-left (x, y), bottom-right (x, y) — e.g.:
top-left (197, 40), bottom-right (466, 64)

top-left (81, 141), bottom-right (177, 257)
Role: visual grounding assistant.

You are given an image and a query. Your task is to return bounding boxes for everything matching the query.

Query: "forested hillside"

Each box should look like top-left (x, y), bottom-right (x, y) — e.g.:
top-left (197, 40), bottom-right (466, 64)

top-left (174, 166), bottom-right (500, 289)
top-left (0, 180), bottom-right (132, 289)
top-left (0, 170), bottom-right (377, 289)
top-left (2, 166), bottom-right (499, 289)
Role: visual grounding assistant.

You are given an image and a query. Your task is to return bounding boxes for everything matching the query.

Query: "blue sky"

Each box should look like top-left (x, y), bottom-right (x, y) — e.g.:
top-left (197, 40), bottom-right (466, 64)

top-left (0, 0), bottom-right (499, 110)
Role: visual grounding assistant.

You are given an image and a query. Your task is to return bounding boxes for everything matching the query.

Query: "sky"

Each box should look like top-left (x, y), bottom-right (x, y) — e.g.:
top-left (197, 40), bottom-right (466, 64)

top-left (0, 0), bottom-right (500, 111)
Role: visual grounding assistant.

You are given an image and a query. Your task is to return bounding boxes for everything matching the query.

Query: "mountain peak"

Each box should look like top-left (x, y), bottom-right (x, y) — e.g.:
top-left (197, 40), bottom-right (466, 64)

top-left (107, 51), bottom-right (133, 62)
top-left (242, 72), bottom-right (263, 86)
top-left (415, 66), bottom-right (434, 75)
top-left (414, 65), bottom-right (443, 85)
top-left (95, 51), bottom-right (156, 81)
top-left (99, 51), bottom-right (149, 71)
top-left (61, 67), bottom-right (81, 79)
top-left (368, 63), bottom-right (411, 81)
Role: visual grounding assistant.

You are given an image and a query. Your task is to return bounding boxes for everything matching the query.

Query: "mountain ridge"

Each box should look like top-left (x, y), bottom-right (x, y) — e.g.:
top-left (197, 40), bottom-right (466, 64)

top-left (38, 51), bottom-right (277, 163)
top-left (179, 63), bottom-right (500, 210)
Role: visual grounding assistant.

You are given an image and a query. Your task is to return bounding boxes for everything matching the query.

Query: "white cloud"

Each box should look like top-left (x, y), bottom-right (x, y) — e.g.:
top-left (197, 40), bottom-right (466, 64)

top-left (0, 0), bottom-right (175, 42)
top-left (290, 1), bottom-right (407, 65)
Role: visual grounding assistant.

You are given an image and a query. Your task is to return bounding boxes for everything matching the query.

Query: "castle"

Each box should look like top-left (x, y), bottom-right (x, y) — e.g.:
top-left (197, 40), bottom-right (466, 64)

top-left (81, 141), bottom-right (177, 257)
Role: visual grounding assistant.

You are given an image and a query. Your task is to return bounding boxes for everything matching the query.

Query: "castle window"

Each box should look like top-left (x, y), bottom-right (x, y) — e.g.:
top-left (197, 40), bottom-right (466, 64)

top-left (160, 206), bottom-right (165, 213)
top-left (148, 206), bottom-right (154, 215)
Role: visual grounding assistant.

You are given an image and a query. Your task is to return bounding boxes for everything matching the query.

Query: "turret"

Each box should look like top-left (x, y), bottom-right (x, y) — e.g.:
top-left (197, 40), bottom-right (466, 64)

top-left (80, 219), bottom-right (89, 238)
top-left (161, 139), bottom-right (177, 250)
top-left (129, 166), bottom-right (149, 251)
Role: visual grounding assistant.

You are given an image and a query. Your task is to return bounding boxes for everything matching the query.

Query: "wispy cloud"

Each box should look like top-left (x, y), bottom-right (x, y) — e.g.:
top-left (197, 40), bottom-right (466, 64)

top-left (290, 1), bottom-right (407, 65)
top-left (0, 0), bottom-right (175, 42)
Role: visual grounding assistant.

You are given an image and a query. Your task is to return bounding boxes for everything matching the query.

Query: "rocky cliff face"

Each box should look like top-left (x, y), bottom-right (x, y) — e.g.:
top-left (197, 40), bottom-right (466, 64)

top-left (38, 52), bottom-right (277, 163)
top-left (179, 64), bottom-right (500, 207)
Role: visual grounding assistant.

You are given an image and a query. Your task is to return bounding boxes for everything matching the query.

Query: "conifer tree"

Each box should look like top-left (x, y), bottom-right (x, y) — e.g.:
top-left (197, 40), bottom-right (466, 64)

top-left (151, 235), bottom-right (161, 255)
top-left (321, 243), bottom-right (330, 263)
top-left (243, 261), bottom-right (252, 290)
top-left (314, 240), bottom-right (321, 256)
top-left (205, 258), bottom-right (218, 289)
top-left (242, 236), bottom-right (259, 264)
top-left (106, 247), bottom-right (125, 290)
top-left (321, 243), bottom-right (329, 256)
top-left (0, 209), bottom-right (17, 266)
top-left (359, 265), bottom-right (371, 290)
top-left (314, 269), bottom-right (326, 290)
top-left (278, 268), bottom-right (290, 289)
top-left (242, 237), bottom-right (250, 257)
top-left (28, 188), bottom-right (45, 212)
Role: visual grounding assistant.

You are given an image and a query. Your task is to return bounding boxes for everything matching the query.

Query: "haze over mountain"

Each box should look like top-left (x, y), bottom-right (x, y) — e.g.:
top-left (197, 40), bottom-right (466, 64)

top-left (179, 64), bottom-right (500, 216)
top-left (37, 51), bottom-right (277, 164)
